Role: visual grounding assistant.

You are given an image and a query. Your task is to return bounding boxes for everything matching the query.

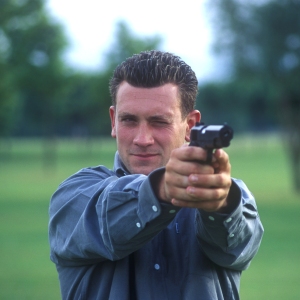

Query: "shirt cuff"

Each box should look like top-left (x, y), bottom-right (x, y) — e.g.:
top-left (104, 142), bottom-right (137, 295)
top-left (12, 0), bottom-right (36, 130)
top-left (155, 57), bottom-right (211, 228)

top-left (199, 179), bottom-right (242, 224)
top-left (148, 167), bottom-right (181, 214)
top-left (136, 168), bottom-right (180, 225)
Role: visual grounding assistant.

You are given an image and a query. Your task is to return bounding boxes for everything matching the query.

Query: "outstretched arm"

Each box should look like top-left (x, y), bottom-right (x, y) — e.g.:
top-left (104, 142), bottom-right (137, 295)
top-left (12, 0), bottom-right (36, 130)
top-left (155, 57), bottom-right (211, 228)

top-left (155, 145), bottom-right (264, 270)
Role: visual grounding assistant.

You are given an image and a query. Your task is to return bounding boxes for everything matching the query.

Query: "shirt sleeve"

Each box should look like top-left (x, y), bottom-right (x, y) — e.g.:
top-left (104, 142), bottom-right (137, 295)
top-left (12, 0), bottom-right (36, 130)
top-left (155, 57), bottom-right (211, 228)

top-left (48, 166), bottom-right (180, 267)
top-left (195, 179), bottom-right (264, 271)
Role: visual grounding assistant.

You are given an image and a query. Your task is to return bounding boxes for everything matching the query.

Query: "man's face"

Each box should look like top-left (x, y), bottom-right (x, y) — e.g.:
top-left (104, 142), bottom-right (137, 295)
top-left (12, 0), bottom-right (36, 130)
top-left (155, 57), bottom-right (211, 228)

top-left (109, 82), bottom-right (199, 175)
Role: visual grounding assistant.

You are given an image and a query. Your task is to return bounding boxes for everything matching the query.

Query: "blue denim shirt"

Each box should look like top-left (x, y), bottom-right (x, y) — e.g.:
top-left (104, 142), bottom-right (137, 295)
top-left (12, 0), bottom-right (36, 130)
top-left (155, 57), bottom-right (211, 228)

top-left (49, 152), bottom-right (263, 300)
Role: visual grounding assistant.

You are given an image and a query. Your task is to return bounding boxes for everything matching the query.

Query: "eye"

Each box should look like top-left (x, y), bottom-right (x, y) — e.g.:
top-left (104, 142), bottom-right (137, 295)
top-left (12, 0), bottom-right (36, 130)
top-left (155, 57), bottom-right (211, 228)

top-left (120, 117), bottom-right (137, 125)
top-left (152, 120), bottom-right (169, 127)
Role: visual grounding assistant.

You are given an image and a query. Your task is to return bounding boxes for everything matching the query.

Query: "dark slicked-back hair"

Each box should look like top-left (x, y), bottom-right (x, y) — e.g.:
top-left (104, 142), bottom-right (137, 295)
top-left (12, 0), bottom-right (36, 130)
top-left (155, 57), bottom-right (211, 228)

top-left (109, 50), bottom-right (198, 119)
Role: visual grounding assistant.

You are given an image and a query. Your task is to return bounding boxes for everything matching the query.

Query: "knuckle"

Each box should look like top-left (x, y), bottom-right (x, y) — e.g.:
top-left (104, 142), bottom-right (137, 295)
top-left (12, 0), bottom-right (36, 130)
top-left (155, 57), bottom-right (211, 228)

top-left (185, 146), bottom-right (196, 156)
top-left (211, 189), bottom-right (223, 201)
top-left (217, 174), bottom-right (226, 186)
top-left (186, 146), bottom-right (205, 160)
top-left (189, 163), bottom-right (202, 175)
top-left (217, 174), bottom-right (231, 187)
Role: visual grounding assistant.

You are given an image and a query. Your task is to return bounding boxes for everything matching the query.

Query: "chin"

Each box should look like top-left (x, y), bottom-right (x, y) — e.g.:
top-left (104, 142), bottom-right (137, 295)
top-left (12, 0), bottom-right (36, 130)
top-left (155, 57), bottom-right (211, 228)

top-left (130, 166), bottom-right (155, 176)
top-left (134, 169), bottom-right (152, 176)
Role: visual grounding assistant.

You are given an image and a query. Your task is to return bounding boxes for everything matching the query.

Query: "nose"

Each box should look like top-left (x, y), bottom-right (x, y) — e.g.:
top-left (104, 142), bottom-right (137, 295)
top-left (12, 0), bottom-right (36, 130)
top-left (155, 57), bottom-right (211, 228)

top-left (133, 123), bottom-right (154, 147)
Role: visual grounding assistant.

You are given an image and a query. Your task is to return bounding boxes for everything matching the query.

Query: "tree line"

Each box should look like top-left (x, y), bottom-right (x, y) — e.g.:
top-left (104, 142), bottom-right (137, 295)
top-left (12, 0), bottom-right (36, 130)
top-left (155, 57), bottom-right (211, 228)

top-left (1, 0), bottom-right (300, 190)
top-left (0, 0), bottom-right (162, 137)
top-left (202, 0), bottom-right (300, 191)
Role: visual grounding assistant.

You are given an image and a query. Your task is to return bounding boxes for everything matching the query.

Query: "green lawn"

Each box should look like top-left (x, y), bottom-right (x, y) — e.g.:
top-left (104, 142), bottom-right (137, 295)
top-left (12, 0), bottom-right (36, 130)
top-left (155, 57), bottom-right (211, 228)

top-left (0, 135), bottom-right (299, 299)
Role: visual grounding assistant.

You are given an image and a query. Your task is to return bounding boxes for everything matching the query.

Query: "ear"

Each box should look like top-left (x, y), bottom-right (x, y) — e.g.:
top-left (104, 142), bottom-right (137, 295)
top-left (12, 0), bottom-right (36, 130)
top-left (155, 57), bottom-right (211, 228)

top-left (185, 110), bottom-right (201, 142)
top-left (109, 106), bottom-right (116, 138)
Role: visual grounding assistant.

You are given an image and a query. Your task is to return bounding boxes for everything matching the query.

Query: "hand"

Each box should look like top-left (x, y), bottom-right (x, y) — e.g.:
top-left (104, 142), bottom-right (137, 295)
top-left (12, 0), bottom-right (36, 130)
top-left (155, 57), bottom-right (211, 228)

top-left (159, 146), bottom-right (232, 212)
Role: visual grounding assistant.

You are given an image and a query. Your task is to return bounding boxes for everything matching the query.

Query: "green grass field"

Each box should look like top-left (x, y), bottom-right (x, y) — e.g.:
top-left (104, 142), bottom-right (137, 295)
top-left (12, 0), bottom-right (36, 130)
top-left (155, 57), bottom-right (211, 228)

top-left (0, 135), bottom-right (299, 299)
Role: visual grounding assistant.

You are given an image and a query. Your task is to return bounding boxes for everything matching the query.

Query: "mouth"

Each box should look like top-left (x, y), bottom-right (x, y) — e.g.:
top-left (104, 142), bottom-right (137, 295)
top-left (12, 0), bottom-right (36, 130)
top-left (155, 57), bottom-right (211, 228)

top-left (130, 152), bottom-right (160, 160)
top-left (132, 153), bottom-right (158, 158)
top-left (128, 152), bottom-right (162, 174)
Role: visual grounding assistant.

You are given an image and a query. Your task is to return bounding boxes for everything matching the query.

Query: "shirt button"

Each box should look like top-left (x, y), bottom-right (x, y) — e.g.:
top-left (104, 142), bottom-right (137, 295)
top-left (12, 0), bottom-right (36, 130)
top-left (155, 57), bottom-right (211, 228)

top-left (226, 217), bottom-right (232, 223)
top-left (209, 216), bottom-right (215, 221)
top-left (169, 210), bottom-right (176, 214)
top-left (229, 233), bottom-right (235, 238)
top-left (136, 222), bottom-right (141, 228)
top-left (154, 264), bottom-right (160, 270)
top-left (152, 205), bottom-right (158, 212)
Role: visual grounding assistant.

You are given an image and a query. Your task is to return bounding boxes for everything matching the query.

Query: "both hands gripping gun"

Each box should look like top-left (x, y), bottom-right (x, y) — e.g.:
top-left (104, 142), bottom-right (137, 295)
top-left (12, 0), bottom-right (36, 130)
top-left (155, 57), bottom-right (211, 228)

top-left (189, 123), bottom-right (234, 163)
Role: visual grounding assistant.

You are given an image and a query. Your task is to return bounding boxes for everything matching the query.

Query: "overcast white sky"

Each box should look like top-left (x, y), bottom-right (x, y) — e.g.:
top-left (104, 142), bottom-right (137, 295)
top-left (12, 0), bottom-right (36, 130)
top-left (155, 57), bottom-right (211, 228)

top-left (46, 0), bottom-right (225, 82)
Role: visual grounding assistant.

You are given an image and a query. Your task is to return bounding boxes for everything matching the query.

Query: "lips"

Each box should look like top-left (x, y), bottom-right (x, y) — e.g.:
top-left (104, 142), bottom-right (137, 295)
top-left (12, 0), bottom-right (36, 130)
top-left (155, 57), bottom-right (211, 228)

top-left (132, 154), bottom-right (158, 158)
top-left (130, 151), bottom-right (160, 160)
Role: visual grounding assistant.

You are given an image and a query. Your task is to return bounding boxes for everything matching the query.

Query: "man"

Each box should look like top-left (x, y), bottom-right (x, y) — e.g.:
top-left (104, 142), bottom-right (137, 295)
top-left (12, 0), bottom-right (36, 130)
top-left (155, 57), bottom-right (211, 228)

top-left (49, 50), bottom-right (263, 300)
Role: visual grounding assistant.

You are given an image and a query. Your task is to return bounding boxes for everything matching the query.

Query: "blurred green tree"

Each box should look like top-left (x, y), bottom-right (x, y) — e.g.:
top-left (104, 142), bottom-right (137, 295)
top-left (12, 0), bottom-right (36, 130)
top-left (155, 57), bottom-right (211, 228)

top-left (103, 20), bottom-right (162, 70)
top-left (0, 0), bottom-right (67, 137)
top-left (97, 20), bottom-right (162, 135)
top-left (0, 62), bottom-right (19, 136)
top-left (59, 20), bottom-right (162, 137)
top-left (206, 0), bottom-right (300, 191)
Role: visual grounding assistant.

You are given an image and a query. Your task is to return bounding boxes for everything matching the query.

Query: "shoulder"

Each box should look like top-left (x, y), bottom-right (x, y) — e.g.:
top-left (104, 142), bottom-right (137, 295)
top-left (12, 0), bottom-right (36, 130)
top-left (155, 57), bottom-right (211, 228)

top-left (59, 165), bottom-right (114, 186)
top-left (50, 166), bottom-right (116, 205)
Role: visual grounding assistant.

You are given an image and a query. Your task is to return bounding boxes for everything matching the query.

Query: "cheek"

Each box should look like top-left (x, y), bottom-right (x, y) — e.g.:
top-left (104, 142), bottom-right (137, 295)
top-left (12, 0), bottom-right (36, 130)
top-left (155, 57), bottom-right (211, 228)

top-left (173, 125), bottom-right (189, 145)
top-left (156, 130), bottom-right (183, 149)
top-left (116, 127), bottom-right (133, 143)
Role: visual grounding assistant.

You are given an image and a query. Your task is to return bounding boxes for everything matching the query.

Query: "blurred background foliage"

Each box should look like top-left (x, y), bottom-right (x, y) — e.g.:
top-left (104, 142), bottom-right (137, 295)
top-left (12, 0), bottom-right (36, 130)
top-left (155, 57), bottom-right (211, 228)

top-left (200, 0), bottom-right (300, 191)
top-left (0, 1), bottom-right (300, 299)
top-left (0, 0), bottom-right (162, 138)
top-left (0, 0), bottom-right (300, 190)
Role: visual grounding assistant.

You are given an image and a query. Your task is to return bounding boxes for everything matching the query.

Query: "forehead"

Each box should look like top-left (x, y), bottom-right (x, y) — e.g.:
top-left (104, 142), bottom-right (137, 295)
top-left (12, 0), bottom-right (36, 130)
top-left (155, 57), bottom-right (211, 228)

top-left (115, 82), bottom-right (181, 114)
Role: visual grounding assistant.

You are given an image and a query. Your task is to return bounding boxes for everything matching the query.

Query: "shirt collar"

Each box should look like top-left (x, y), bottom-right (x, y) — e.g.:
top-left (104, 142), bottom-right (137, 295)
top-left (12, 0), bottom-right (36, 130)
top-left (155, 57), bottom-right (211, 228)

top-left (113, 151), bottom-right (130, 177)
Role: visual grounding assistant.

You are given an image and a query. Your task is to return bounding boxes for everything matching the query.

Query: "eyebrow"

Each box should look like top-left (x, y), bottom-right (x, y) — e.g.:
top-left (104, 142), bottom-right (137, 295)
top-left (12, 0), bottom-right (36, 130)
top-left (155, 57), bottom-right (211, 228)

top-left (118, 112), bottom-right (136, 120)
top-left (148, 115), bottom-right (173, 122)
top-left (118, 112), bottom-right (173, 122)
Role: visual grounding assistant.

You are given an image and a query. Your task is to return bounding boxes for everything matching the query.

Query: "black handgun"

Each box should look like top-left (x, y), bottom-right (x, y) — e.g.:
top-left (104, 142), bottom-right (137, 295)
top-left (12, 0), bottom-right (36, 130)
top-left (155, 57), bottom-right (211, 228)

top-left (189, 123), bottom-right (234, 163)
